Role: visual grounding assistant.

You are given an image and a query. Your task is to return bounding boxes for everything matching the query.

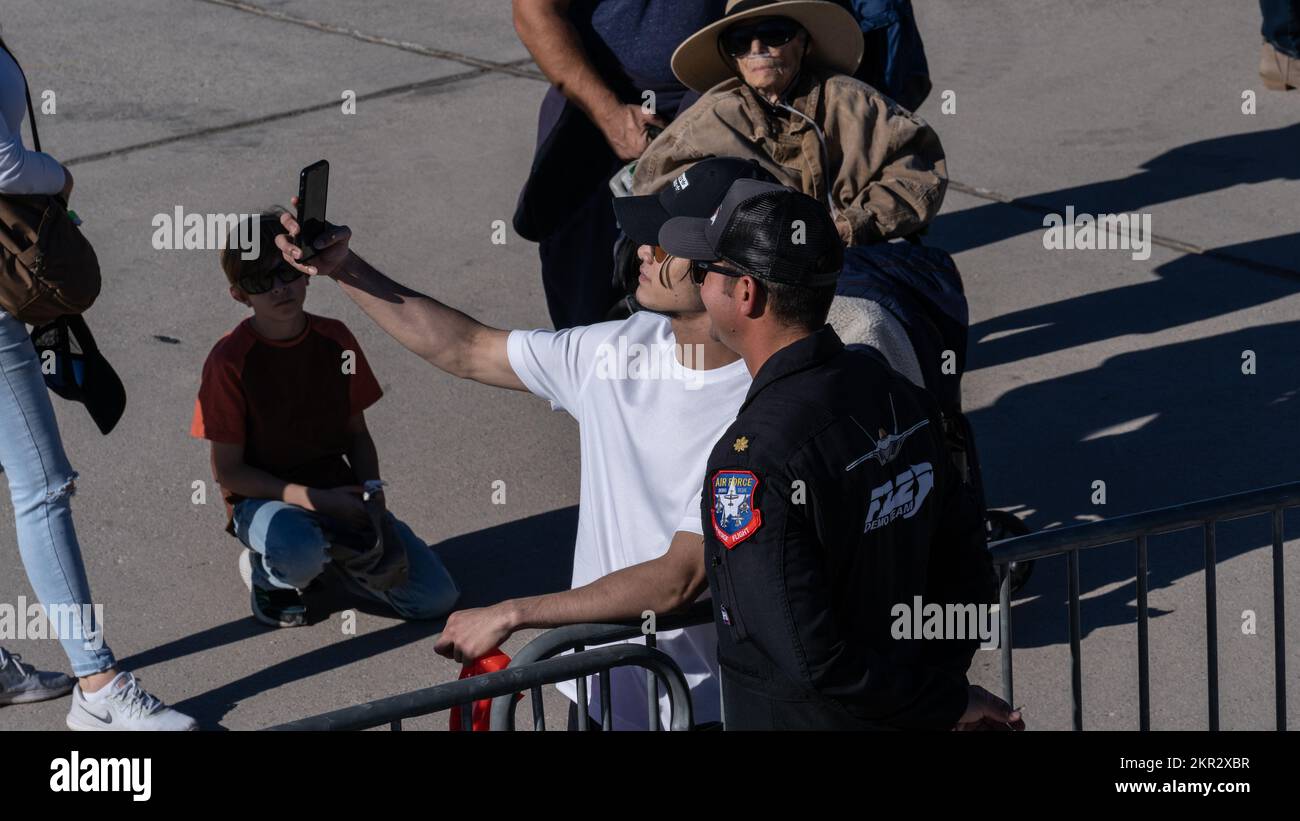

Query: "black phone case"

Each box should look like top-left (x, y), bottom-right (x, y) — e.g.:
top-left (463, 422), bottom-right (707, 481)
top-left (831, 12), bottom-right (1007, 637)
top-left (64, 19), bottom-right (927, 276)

top-left (296, 160), bottom-right (329, 261)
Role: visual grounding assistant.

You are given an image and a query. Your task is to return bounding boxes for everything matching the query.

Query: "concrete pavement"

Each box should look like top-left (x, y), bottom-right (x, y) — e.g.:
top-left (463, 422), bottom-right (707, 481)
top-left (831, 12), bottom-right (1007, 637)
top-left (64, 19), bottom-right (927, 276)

top-left (0, 0), bottom-right (1295, 731)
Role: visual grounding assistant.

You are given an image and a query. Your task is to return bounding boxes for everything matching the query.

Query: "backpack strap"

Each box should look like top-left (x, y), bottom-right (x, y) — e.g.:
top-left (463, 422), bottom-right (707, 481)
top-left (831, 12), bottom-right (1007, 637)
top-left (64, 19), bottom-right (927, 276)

top-left (0, 37), bottom-right (41, 152)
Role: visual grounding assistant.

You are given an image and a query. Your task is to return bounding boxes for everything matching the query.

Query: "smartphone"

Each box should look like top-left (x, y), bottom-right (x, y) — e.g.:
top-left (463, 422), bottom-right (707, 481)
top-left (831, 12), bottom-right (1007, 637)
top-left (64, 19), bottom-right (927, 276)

top-left (296, 160), bottom-right (329, 261)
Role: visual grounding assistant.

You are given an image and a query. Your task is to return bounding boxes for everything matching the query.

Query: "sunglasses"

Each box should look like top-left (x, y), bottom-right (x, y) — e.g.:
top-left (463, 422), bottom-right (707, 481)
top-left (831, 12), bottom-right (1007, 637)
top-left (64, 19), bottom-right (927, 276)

top-left (239, 259), bottom-right (304, 295)
top-left (652, 245), bottom-right (670, 263)
top-left (689, 260), bottom-right (755, 286)
top-left (720, 18), bottom-right (803, 58)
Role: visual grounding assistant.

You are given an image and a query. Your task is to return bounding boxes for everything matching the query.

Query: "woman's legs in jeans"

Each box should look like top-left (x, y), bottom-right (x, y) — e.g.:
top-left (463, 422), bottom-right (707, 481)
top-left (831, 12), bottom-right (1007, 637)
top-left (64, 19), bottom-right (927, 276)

top-left (0, 311), bottom-right (116, 678)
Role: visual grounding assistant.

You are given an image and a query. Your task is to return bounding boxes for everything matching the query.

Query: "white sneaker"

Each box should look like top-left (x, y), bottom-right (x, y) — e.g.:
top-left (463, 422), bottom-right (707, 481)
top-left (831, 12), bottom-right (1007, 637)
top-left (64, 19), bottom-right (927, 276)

top-left (239, 549), bottom-right (254, 592)
top-left (66, 672), bottom-right (197, 731)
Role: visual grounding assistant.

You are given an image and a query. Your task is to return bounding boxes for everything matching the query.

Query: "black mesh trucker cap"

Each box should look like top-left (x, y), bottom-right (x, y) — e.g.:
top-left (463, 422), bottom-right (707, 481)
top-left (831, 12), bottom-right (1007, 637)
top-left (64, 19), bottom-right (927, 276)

top-left (658, 179), bottom-right (843, 287)
top-left (612, 157), bottom-right (777, 247)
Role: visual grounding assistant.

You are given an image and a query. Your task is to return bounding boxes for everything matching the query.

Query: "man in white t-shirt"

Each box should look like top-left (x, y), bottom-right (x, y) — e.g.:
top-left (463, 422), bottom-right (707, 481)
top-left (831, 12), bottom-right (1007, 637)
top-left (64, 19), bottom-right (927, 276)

top-left (275, 159), bottom-right (775, 729)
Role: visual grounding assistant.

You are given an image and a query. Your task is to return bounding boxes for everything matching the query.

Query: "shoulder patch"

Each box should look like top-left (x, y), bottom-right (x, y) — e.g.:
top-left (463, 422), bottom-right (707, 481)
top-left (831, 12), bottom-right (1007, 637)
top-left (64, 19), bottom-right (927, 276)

top-left (711, 469), bottom-right (763, 549)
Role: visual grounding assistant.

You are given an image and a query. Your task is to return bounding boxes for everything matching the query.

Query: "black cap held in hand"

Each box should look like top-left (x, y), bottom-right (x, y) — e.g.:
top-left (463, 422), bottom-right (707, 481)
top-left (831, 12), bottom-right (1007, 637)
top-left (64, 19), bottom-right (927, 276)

top-left (29, 316), bottom-right (127, 436)
top-left (613, 157), bottom-right (778, 247)
top-left (658, 179), bottom-right (844, 287)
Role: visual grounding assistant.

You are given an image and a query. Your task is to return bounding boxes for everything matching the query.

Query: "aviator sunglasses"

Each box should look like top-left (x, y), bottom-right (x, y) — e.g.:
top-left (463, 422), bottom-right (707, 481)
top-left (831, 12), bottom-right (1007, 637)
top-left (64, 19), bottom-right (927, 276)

top-left (651, 248), bottom-right (749, 286)
top-left (719, 18), bottom-right (803, 58)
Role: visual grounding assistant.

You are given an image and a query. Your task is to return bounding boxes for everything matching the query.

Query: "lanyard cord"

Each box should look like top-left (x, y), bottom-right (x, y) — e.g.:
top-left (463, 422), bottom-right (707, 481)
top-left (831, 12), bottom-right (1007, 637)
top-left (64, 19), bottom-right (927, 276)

top-left (749, 69), bottom-right (840, 220)
top-left (773, 98), bottom-right (838, 220)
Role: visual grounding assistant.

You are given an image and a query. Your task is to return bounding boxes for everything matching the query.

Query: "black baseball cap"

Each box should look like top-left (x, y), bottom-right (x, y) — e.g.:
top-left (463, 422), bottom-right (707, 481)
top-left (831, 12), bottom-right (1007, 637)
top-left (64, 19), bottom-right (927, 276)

top-left (658, 179), bottom-right (844, 287)
top-left (613, 157), bottom-right (777, 247)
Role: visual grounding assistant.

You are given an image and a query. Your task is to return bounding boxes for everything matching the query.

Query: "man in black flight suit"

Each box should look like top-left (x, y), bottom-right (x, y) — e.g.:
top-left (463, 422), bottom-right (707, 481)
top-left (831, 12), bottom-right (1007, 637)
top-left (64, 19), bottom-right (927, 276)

top-left (658, 179), bottom-right (1025, 731)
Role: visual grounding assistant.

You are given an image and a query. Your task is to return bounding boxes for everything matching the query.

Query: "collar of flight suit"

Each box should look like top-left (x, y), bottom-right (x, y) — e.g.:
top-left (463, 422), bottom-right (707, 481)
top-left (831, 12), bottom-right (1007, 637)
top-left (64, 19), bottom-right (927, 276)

top-left (739, 324), bottom-right (845, 414)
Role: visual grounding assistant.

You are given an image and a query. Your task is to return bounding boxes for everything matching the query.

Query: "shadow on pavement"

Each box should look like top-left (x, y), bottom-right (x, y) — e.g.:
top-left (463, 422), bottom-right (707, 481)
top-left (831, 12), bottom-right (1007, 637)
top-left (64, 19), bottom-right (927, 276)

top-left (976, 320), bottom-right (1300, 648)
top-left (159, 506), bottom-right (578, 727)
top-left (932, 122), bottom-right (1300, 276)
top-left (968, 233), bottom-right (1300, 370)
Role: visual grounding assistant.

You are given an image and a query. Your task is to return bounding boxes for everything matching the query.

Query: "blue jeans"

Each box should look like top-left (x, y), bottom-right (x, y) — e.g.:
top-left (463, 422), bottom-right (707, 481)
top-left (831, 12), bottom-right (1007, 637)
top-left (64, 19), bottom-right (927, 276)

top-left (232, 499), bottom-right (460, 620)
top-left (0, 310), bottom-right (115, 676)
top-left (1262, 0), bottom-right (1300, 58)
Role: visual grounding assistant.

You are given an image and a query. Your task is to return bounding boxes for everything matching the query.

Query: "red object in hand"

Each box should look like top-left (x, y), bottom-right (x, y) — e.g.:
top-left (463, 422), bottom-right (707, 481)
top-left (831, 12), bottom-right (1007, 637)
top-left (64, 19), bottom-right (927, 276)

top-left (449, 648), bottom-right (518, 732)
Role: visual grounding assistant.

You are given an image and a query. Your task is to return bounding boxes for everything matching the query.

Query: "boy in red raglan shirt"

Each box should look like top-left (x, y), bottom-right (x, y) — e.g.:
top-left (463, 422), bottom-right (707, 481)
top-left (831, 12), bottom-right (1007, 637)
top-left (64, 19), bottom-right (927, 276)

top-left (191, 212), bottom-right (458, 627)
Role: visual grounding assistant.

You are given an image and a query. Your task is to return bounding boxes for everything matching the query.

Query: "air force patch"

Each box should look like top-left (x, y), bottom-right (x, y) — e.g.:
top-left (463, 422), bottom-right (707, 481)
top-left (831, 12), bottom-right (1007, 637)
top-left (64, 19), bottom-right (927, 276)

top-left (712, 470), bottom-right (762, 549)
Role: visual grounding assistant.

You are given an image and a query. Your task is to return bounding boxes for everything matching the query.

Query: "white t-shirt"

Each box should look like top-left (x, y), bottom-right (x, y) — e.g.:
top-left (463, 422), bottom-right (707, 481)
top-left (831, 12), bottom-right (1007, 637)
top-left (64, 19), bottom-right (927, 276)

top-left (508, 311), bottom-right (751, 729)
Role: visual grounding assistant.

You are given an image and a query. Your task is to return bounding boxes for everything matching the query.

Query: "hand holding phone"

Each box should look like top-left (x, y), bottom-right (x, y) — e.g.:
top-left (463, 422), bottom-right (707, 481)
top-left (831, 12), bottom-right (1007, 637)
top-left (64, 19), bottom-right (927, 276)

top-left (295, 160), bottom-right (329, 261)
top-left (275, 206), bottom-right (352, 280)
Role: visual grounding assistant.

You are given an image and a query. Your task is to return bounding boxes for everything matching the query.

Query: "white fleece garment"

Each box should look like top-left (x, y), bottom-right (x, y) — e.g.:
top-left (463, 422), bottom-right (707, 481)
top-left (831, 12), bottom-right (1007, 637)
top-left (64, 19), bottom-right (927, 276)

top-left (827, 294), bottom-right (926, 388)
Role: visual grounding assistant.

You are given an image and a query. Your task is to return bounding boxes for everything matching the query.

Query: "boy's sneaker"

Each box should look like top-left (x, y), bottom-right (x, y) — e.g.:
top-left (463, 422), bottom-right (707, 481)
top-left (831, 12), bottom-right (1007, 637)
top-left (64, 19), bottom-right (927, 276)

top-left (239, 550), bottom-right (307, 628)
top-left (66, 672), bottom-right (197, 731)
top-left (0, 647), bottom-right (75, 705)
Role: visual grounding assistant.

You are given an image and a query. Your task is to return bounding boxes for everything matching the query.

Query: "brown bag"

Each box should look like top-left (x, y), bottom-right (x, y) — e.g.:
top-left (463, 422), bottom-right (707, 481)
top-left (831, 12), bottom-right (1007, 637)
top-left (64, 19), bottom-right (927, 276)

top-left (0, 38), bottom-right (100, 324)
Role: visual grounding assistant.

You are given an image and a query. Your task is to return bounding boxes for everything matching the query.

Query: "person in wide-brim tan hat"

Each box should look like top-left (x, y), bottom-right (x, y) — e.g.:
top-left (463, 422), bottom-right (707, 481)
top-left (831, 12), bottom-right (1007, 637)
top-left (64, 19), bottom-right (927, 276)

top-left (632, 0), bottom-right (947, 248)
top-left (671, 0), bottom-right (864, 93)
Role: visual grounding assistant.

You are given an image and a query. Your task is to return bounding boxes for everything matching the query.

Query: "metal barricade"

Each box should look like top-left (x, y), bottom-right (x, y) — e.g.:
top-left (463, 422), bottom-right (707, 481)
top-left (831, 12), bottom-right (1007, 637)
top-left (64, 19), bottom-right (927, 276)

top-left (268, 480), bottom-right (1296, 732)
top-left (989, 480), bottom-right (1298, 732)
top-left (264, 643), bottom-right (694, 731)
top-left (488, 600), bottom-right (714, 731)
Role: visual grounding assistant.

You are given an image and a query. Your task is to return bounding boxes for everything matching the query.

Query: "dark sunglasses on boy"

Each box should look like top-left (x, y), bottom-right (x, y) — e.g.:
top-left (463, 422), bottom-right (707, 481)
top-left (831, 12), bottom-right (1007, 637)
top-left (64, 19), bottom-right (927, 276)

top-left (719, 18), bottom-right (803, 58)
top-left (239, 259), bottom-right (304, 295)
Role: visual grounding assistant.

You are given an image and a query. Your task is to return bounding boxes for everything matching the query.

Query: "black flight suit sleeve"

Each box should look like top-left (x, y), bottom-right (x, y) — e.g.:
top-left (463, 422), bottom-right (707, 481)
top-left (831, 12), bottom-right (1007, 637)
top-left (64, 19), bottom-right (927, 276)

top-left (920, 476), bottom-right (999, 676)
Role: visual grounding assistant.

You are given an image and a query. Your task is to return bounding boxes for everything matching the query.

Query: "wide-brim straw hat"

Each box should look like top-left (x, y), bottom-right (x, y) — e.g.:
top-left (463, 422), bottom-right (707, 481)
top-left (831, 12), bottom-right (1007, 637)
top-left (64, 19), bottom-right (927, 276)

top-left (671, 0), bottom-right (864, 93)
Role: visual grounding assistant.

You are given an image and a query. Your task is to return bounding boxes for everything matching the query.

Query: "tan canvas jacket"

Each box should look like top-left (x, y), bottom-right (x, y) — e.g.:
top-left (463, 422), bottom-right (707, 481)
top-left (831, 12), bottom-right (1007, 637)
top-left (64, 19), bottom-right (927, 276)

top-left (632, 68), bottom-right (947, 245)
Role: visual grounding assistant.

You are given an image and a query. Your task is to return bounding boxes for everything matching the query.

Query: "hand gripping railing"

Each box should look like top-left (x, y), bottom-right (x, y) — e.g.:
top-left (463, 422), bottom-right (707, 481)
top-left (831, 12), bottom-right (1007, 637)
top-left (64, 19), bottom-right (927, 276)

top-left (263, 643), bottom-right (694, 731)
top-left (989, 480), bottom-right (1299, 732)
top-left (489, 600), bottom-right (715, 731)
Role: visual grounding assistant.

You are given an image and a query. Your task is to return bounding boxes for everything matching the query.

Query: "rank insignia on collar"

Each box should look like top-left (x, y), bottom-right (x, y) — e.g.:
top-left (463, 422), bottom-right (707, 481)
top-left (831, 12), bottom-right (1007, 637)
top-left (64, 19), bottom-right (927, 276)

top-left (733, 436), bottom-right (749, 453)
top-left (711, 469), bottom-right (762, 549)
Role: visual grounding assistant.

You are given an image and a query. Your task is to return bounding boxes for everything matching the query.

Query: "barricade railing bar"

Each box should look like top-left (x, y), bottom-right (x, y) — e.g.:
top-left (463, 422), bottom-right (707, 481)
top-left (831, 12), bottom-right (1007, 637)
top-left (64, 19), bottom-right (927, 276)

top-left (488, 600), bottom-right (715, 731)
top-left (989, 479), bottom-right (1298, 732)
top-left (263, 643), bottom-right (694, 731)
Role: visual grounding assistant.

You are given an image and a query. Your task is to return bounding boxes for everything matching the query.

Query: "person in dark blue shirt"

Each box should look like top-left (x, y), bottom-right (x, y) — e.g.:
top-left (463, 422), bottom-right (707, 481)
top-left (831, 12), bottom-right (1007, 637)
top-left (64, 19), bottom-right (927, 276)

top-left (510, 0), bottom-right (726, 329)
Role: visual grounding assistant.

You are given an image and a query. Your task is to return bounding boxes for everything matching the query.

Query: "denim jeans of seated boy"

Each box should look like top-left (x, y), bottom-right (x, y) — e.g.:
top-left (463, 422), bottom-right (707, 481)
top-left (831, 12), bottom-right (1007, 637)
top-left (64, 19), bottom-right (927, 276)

top-left (232, 498), bottom-right (459, 621)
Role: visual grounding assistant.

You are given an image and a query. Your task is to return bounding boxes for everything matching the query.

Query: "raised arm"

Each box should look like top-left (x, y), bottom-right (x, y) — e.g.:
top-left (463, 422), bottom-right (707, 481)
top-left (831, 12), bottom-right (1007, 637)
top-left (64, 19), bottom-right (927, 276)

top-left (433, 530), bottom-right (708, 663)
top-left (276, 213), bottom-right (525, 391)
